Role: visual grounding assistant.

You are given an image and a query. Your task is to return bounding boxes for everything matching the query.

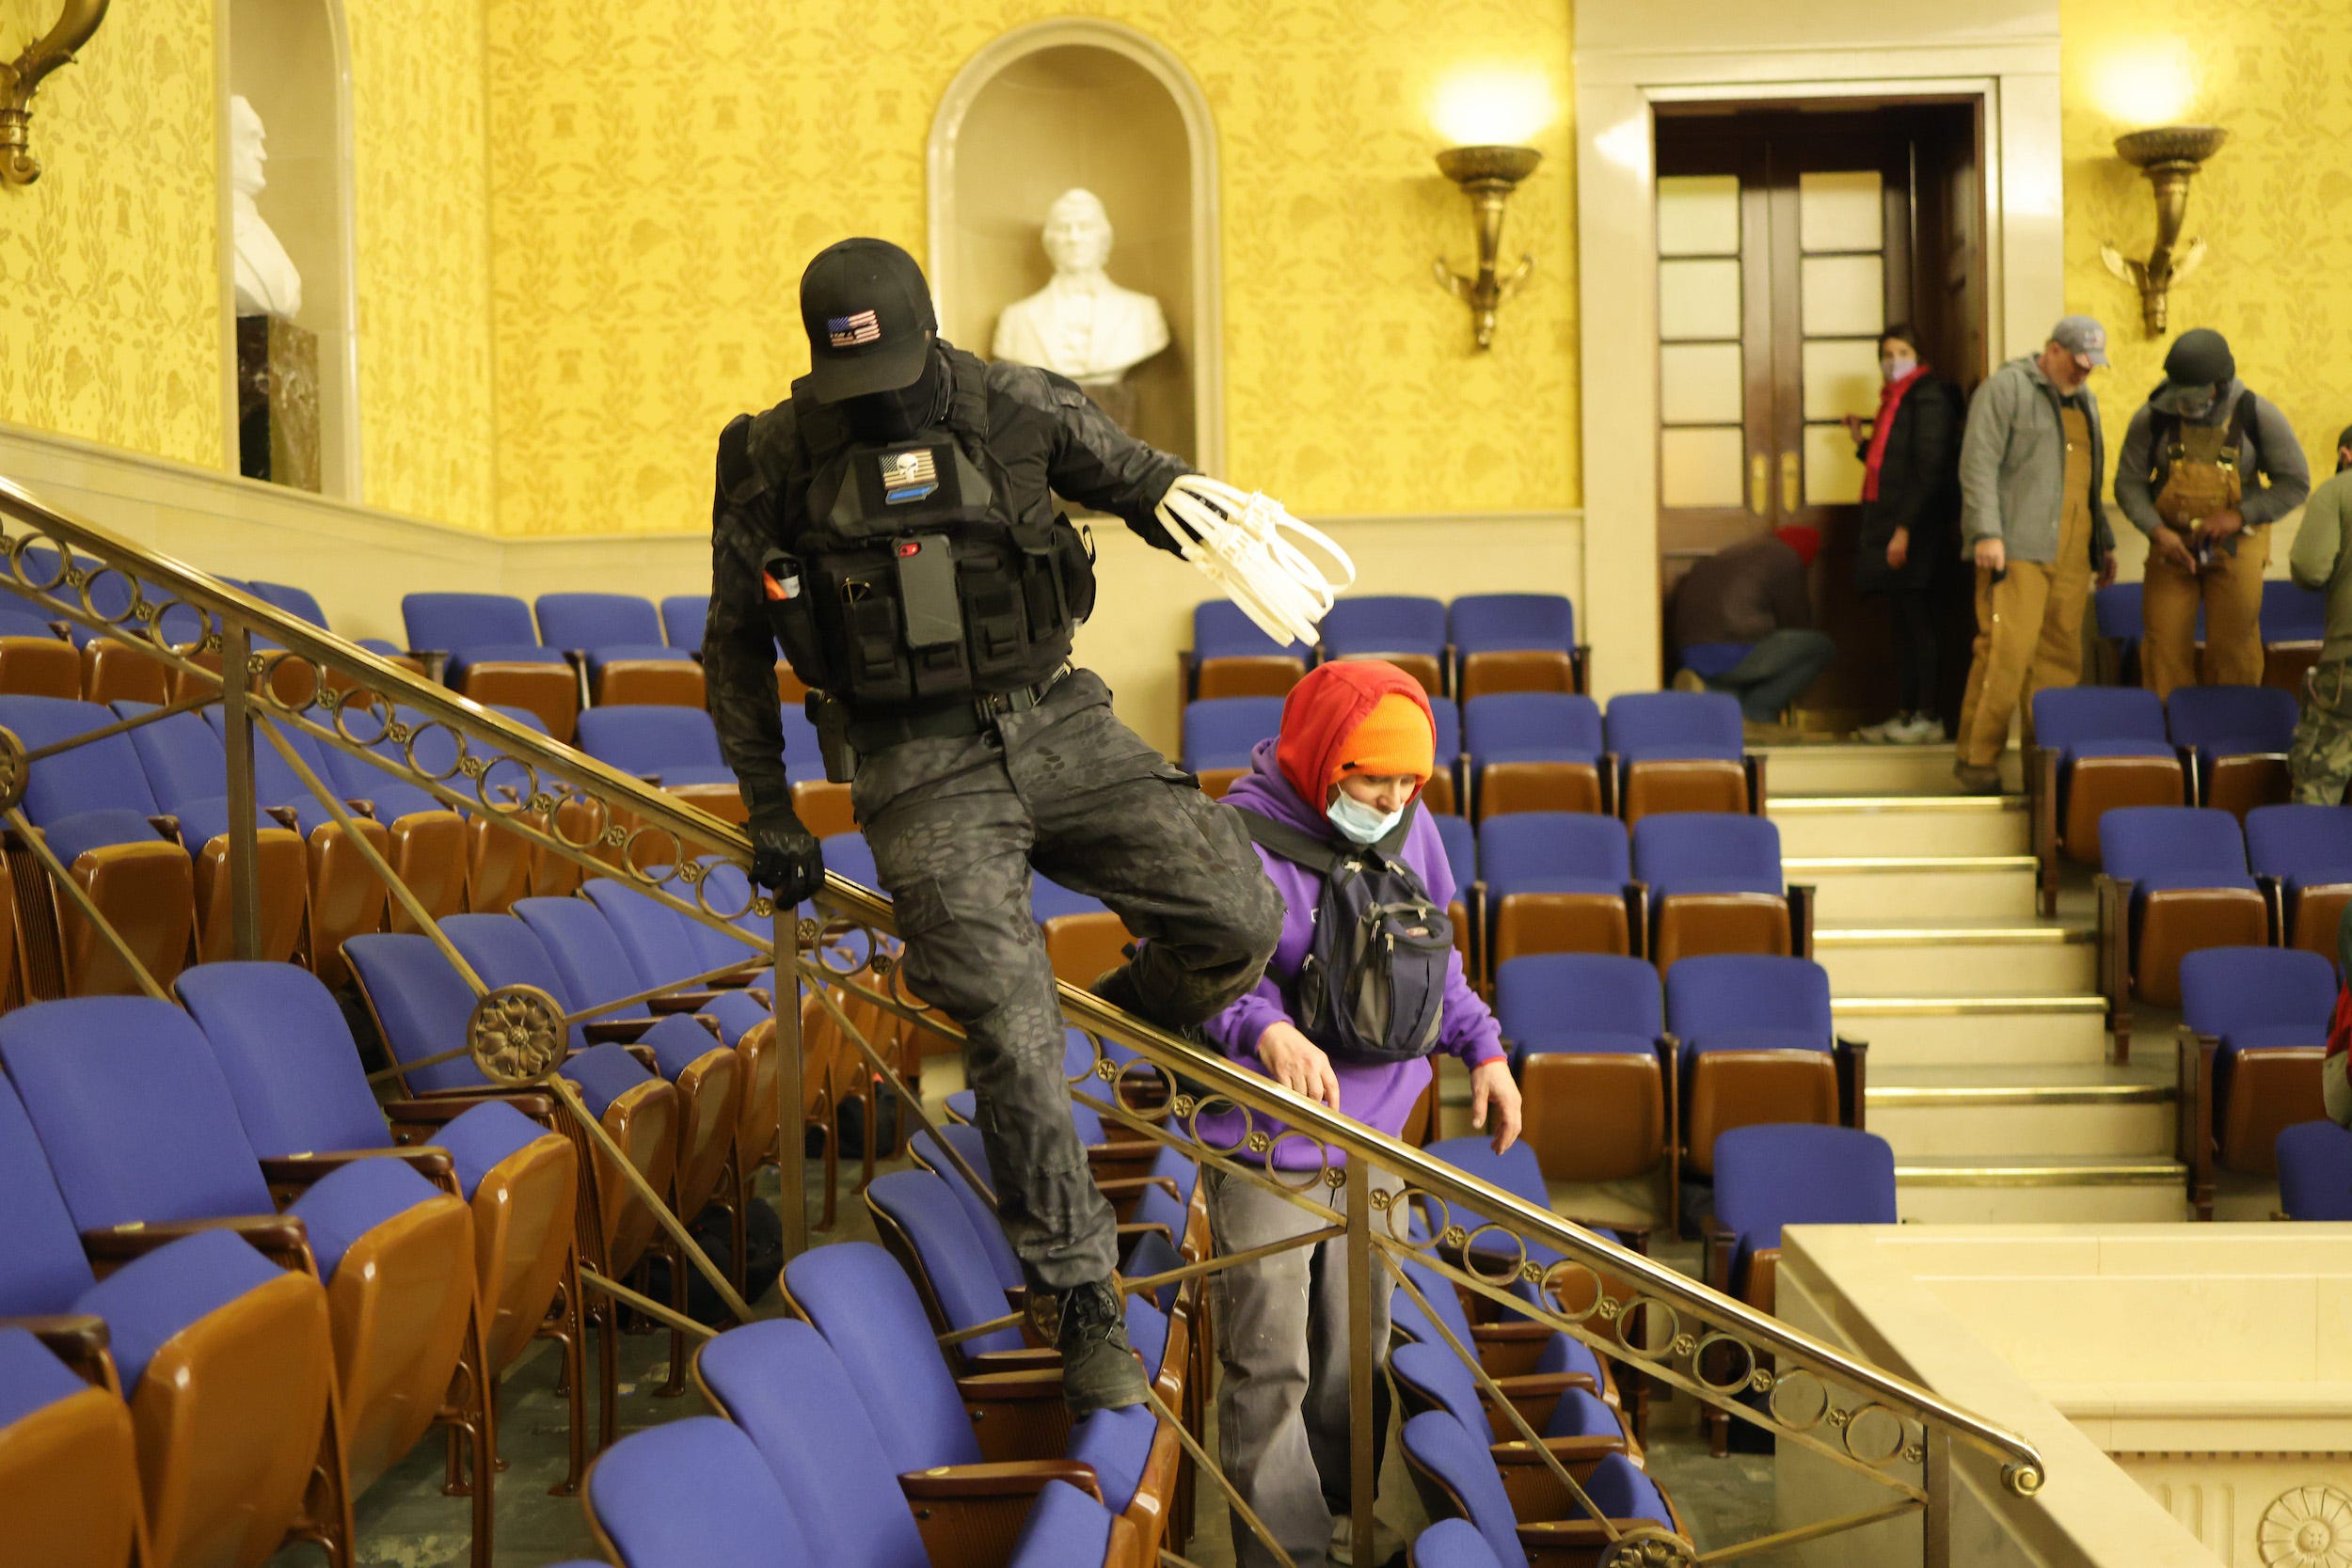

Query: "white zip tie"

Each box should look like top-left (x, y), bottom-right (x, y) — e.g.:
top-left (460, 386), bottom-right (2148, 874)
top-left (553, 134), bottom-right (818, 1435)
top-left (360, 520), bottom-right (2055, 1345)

top-left (1154, 475), bottom-right (1356, 649)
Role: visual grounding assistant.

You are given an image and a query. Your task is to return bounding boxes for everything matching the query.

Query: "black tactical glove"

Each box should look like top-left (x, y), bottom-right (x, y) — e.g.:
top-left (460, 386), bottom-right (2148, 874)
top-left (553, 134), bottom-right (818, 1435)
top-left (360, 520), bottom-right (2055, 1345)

top-left (745, 799), bottom-right (825, 906)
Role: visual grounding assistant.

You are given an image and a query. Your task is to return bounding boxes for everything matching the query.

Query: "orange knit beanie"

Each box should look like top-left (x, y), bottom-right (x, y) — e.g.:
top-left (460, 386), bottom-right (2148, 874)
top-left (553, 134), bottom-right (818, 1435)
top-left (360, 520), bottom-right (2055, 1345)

top-left (1336, 690), bottom-right (1435, 788)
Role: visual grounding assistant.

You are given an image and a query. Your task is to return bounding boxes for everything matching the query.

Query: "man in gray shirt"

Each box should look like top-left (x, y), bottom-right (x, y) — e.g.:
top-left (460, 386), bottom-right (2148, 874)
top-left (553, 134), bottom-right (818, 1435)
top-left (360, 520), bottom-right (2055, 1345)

top-left (1951, 316), bottom-right (2118, 793)
top-left (2114, 328), bottom-right (2311, 698)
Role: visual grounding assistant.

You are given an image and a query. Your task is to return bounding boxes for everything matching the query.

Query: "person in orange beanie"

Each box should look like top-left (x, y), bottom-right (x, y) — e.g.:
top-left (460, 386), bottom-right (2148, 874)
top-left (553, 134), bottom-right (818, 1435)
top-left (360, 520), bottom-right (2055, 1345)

top-left (1196, 658), bottom-right (1519, 1567)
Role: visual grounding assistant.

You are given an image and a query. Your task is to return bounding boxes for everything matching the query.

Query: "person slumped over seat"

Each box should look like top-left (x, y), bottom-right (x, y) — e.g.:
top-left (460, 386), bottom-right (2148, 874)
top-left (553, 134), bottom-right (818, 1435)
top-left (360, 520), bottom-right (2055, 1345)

top-left (1669, 527), bottom-right (1835, 739)
top-left (1195, 659), bottom-right (1522, 1568)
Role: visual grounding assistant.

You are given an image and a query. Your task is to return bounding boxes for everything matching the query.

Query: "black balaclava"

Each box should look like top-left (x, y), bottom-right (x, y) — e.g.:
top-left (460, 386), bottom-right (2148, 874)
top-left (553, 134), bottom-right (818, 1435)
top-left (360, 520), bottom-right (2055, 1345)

top-left (843, 340), bottom-right (946, 442)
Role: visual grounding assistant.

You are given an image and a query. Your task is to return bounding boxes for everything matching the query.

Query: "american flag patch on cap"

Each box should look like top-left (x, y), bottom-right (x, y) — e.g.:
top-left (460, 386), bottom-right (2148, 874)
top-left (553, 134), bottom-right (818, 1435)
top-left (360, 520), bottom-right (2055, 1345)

top-left (827, 309), bottom-right (882, 348)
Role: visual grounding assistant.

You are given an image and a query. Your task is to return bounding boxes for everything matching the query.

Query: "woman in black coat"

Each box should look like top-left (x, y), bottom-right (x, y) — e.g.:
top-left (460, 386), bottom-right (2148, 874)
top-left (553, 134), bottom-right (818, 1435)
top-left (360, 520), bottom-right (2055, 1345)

top-left (1843, 325), bottom-right (1963, 743)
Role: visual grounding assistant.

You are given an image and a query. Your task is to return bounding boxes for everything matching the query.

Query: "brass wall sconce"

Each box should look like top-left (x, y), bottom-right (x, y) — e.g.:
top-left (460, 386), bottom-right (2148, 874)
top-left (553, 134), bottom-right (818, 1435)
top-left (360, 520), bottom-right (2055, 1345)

top-left (2099, 124), bottom-right (2227, 337)
top-left (1, 0), bottom-right (111, 187)
top-left (1434, 144), bottom-right (1540, 351)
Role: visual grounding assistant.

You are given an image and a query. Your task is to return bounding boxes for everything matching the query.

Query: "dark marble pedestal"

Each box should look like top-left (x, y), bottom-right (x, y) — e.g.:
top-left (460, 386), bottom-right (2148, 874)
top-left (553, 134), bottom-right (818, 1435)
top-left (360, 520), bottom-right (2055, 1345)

top-left (1078, 377), bottom-right (1136, 431)
top-left (237, 314), bottom-right (321, 492)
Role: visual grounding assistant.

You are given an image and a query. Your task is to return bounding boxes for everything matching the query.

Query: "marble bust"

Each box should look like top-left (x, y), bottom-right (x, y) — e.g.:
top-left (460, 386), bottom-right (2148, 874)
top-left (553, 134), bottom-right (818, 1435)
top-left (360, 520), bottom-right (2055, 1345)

top-left (992, 188), bottom-right (1168, 386)
top-left (230, 95), bottom-right (302, 320)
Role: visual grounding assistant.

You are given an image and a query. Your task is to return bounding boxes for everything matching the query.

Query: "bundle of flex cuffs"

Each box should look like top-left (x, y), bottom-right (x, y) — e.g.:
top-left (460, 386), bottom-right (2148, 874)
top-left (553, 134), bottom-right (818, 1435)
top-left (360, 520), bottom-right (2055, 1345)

top-left (1154, 475), bottom-right (1357, 648)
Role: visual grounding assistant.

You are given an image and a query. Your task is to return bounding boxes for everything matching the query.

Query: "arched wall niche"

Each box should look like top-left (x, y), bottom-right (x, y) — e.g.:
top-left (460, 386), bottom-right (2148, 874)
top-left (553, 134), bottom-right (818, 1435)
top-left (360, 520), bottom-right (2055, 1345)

top-left (929, 21), bottom-right (1223, 476)
top-left (217, 0), bottom-right (361, 498)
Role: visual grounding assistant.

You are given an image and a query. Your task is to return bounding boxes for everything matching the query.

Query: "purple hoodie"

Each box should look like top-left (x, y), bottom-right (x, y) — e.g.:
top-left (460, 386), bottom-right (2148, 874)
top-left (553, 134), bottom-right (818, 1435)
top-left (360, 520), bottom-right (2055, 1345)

top-left (1197, 739), bottom-right (1503, 1165)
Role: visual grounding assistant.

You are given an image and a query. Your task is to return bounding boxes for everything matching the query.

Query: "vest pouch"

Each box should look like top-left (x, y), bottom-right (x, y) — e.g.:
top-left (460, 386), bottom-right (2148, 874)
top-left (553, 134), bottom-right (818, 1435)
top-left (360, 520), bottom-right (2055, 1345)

top-left (827, 559), bottom-right (916, 705)
top-left (759, 550), bottom-right (841, 691)
top-left (1047, 515), bottom-right (1097, 626)
top-left (956, 535), bottom-right (1041, 687)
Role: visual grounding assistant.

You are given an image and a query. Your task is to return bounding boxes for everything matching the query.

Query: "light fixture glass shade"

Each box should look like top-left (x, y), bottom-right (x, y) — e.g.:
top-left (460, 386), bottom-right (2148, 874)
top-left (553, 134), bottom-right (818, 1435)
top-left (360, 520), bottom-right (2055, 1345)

top-left (1431, 66), bottom-right (1552, 149)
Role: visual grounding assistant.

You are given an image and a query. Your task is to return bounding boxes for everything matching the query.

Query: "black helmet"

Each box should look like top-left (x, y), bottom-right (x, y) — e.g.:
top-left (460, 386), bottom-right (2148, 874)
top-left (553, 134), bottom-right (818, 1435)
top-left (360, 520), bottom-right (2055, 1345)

top-left (2164, 327), bottom-right (2235, 387)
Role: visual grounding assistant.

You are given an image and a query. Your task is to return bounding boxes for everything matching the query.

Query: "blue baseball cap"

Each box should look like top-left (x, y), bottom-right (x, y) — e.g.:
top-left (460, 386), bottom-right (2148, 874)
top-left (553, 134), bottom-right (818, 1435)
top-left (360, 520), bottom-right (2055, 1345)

top-left (2049, 315), bottom-right (2109, 368)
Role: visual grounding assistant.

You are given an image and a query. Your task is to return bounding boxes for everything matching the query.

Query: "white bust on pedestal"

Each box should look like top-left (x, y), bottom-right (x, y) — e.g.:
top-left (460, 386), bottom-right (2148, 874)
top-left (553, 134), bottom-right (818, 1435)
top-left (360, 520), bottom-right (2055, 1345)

top-left (230, 95), bottom-right (303, 320)
top-left (992, 189), bottom-right (1168, 387)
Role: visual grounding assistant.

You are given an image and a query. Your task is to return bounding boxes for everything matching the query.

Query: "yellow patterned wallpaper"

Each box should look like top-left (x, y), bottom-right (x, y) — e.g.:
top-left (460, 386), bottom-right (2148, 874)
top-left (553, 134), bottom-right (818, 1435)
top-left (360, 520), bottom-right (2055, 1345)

top-left (348, 0), bottom-right (498, 532)
top-left (484, 0), bottom-right (1578, 536)
top-left (2061, 0), bottom-right (2352, 480)
top-left (0, 0), bottom-right (222, 467)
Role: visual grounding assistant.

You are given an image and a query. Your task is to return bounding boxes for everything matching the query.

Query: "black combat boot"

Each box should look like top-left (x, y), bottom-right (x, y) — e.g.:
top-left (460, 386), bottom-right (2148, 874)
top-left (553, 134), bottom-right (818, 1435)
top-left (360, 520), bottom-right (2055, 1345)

top-left (1091, 962), bottom-right (1204, 1046)
top-left (1051, 1278), bottom-right (1150, 1415)
top-left (1089, 961), bottom-right (1148, 1020)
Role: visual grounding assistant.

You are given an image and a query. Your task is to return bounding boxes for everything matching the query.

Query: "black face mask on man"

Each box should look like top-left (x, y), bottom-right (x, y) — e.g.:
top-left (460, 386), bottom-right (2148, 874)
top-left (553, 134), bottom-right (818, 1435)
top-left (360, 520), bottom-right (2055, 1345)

top-left (2172, 383), bottom-right (2219, 421)
top-left (844, 345), bottom-right (946, 442)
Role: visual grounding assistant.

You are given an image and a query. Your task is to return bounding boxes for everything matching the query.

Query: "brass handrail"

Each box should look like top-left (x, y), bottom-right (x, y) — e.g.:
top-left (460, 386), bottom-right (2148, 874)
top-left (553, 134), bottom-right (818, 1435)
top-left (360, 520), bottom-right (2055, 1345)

top-left (821, 865), bottom-right (2046, 1493)
top-left (0, 471), bottom-right (2046, 1516)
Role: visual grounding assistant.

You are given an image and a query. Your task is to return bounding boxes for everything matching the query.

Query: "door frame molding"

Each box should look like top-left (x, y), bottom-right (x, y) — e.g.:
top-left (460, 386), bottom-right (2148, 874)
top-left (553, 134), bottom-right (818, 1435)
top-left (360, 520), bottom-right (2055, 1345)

top-left (1572, 16), bottom-right (2062, 698)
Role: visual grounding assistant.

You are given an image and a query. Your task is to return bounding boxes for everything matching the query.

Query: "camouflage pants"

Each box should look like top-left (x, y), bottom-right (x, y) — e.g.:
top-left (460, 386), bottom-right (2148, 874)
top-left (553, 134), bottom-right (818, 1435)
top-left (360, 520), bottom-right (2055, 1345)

top-left (2290, 660), bottom-right (2352, 806)
top-left (852, 668), bottom-right (1283, 1291)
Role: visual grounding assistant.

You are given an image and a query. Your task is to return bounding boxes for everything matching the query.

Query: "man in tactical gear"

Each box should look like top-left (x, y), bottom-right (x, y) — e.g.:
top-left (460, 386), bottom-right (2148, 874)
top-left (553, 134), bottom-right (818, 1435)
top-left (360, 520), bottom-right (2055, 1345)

top-left (2116, 327), bottom-right (2311, 699)
top-left (705, 237), bottom-right (1283, 1415)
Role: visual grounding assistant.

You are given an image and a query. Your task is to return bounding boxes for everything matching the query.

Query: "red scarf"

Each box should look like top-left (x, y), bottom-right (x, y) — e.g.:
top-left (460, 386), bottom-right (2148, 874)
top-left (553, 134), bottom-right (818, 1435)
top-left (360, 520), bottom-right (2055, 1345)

top-left (1862, 364), bottom-right (1931, 502)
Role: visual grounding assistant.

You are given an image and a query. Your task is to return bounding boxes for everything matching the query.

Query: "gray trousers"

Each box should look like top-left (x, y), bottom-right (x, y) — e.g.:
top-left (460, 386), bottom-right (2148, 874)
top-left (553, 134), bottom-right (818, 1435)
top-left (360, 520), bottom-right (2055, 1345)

top-left (1207, 1162), bottom-right (1402, 1568)
top-left (854, 668), bottom-right (1282, 1291)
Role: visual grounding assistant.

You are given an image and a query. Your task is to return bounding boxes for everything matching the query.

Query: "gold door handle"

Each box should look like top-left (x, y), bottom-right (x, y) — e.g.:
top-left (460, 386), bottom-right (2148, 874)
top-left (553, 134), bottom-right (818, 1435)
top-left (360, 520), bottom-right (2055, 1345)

top-left (1749, 453), bottom-right (1768, 516)
top-left (1780, 451), bottom-right (1800, 513)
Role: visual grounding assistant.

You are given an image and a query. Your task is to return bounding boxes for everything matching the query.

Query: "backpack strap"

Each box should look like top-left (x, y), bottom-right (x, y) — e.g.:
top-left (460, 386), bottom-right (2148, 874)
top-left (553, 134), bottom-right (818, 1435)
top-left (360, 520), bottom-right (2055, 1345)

top-left (1373, 801), bottom-right (1420, 859)
top-left (1239, 800), bottom-right (1424, 874)
top-left (1237, 807), bottom-right (1344, 876)
top-left (2226, 389), bottom-right (2260, 467)
top-left (2148, 407), bottom-right (2179, 474)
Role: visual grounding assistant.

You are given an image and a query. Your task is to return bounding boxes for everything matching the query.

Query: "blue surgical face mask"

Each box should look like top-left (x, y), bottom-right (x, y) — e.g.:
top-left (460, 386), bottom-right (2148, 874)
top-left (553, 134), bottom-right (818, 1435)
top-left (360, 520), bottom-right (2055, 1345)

top-left (1327, 789), bottom-right (1404, 846)
top-left (1882, 352), bottom-right (1917, 384)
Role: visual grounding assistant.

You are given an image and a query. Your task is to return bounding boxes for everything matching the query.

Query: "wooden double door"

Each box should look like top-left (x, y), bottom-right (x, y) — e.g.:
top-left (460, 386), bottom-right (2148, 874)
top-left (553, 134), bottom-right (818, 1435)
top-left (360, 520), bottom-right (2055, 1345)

top-left (1654, 102), bottom-right (1985, 723)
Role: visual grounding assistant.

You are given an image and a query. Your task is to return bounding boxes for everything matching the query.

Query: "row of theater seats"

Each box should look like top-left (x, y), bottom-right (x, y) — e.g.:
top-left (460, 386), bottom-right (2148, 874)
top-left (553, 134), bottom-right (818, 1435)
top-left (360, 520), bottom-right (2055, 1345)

top-left (1185, 689), bottom-right (1762, 825)
top-left (0, 691), bottom-right (626, 1001)
top-left (569, 700), bottom-right (853, 837)
top-left (2093, 578), bottom-right (2328, 693)
top-left (570, 1034), bottom-right (1214, 1567)
top-left (399, 592), bottom-right (725, 742)
top-left (817, 801), bottom-right (1807, 1008)
top-left (0, 571), bottom-right (426, 706)
top-left (2031, 684), bottom-right (2307, 913)
top-left (2170, 946), bottom-right (2339, 1217)
top-left (819, 814), bottom-right (1844, 1240)
top-left (0, 565), bottom-right (734, 747)
top-left (2098, 805), bottom-right (2346, 1044)
top-left (1488, 952), bottom-right (1864, 1234)
top-left (0, 977), bottom-right (573, 1568)
top-left (1184, 594), bottom-right (1589, 704)
top-left (1393, 1126), bottom-right (1901, 1557)
top-left (1438, 812), bottom-right (1806, 989)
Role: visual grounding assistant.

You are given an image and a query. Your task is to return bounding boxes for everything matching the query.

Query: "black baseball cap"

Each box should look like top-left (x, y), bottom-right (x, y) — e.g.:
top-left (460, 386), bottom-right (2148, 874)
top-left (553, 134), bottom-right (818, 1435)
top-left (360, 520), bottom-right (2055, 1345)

top-left (799, 238), bottom-right (936, 404)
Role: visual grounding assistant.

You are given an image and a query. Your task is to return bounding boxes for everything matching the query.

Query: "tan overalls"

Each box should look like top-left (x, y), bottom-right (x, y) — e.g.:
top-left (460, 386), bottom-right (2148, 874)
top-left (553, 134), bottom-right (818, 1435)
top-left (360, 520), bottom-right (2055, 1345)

top-left (1957, 406), bottom-right (2096, 768)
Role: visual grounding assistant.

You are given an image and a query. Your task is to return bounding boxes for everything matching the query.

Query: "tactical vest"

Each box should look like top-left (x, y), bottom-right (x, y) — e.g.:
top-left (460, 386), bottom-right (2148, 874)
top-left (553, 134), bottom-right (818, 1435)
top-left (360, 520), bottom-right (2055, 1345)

top-left (759, 384), bottom-right (1095, 707)
top-left (2152, 393), bottom-right (2260, 531)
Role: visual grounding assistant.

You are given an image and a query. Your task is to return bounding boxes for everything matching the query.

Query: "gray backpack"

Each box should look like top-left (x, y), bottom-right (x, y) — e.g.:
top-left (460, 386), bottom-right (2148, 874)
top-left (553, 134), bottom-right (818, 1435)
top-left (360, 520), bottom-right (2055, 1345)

top-left (1237, 805), bottom-right (1453, 1066)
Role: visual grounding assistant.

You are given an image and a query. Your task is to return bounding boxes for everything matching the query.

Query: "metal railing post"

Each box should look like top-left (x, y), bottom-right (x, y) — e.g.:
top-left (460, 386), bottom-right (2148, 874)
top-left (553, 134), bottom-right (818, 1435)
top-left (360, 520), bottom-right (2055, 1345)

top-left (1345, 1158), bottom-right (1377, 1568)
top-left (1924, 1428), bottom-right (1953, 1568)
top-left (775, 907), bottom-right (806, 1258)
top-left (219, 624), bottom-right (262, 959)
